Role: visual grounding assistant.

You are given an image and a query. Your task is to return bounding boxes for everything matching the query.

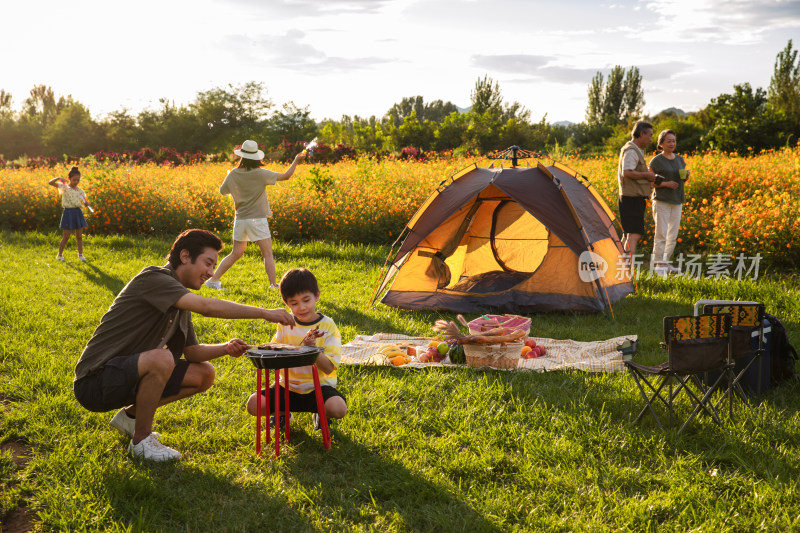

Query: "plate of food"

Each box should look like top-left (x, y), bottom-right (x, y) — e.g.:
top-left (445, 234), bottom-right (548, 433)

top-left (246, 343), bottom-right (323, 369)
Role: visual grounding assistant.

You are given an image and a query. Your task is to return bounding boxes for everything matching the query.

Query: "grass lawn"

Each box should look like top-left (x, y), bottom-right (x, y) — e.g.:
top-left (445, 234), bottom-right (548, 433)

top-left (2, 230), bottom-right (800, 532)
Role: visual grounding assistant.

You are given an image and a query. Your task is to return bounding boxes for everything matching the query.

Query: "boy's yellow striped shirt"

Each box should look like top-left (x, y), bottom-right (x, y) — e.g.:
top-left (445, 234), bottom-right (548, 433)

top-left (272, 315), bottom-right (341, 393)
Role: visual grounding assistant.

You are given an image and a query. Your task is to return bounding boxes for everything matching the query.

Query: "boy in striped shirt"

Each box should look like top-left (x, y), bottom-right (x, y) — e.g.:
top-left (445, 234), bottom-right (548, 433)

top-left (246, 268), bottom-right (347, 430)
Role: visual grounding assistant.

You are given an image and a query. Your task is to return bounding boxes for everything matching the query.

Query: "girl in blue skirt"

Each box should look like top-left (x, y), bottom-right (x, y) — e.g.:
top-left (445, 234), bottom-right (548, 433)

top-left (48, 166), bottom-right (94, 262)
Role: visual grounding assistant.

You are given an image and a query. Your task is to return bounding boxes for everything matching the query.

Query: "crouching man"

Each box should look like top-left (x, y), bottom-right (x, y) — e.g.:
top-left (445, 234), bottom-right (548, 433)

top-left (73, 229), bottom-right (295, 461)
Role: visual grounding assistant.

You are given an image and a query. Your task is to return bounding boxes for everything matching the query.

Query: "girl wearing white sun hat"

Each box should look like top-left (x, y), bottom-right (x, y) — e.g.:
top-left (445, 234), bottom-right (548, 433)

top-left (205, 140), bottom-right (305, 290)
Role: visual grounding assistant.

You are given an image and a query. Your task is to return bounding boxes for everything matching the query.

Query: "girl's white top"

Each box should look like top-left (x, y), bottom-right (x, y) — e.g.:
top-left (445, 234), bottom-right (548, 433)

top-left (57, 183), bottom-right (87, 209)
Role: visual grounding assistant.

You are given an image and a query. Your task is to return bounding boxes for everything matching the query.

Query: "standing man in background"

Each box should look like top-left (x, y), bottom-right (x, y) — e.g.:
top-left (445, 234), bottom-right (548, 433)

top-left (617, 121), bottom-right (657, 272)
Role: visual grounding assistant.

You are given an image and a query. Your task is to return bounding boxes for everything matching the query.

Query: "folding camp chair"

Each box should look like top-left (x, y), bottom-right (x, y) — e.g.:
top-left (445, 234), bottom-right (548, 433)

top-left (702, 303), bottom-right (766, 414)
top-left (625, 313), bottom-right (733, 434)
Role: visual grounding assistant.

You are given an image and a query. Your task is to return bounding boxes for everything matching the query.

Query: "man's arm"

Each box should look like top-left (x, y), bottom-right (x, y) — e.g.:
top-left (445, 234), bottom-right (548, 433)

top-left (622, 168), bottom-right (656, 181)
top-left (621, 150), bottom-right (656, 182)
top-left (174, 293), bottom-right (295, 325)
top-left (184, 338), bottom-right (250, 363)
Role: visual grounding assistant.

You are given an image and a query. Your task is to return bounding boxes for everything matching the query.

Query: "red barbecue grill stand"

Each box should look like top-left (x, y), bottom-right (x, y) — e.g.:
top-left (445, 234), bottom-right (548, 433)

top-left (255, 364), bottom-right (331, 457)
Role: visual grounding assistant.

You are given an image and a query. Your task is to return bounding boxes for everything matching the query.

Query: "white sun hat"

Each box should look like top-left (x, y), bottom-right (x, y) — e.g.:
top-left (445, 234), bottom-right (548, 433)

top-left (233, 139), bottom-right (265, 160)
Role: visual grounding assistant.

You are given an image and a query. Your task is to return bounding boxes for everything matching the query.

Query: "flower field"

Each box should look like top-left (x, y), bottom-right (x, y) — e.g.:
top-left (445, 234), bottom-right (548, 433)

top-left (2, 147), bottom-right (799, 267)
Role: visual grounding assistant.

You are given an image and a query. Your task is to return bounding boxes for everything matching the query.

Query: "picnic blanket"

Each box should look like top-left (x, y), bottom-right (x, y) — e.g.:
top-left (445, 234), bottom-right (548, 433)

top-left (341, 333), bottom-right (637, 373)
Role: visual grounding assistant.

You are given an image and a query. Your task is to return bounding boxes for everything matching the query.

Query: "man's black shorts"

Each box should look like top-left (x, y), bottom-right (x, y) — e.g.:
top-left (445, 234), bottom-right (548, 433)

top-left (259, 384), bottom-right (346, 413)
top-left (73, 354), bottom-right (191, 412)
top-left (618, 195), bottom-right (648, 235)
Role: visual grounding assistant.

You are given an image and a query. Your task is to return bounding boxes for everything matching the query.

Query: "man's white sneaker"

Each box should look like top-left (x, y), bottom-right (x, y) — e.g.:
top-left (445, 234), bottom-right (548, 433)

top-left (204, 280), bottom-right (222, 290)
top-left (110, 408), bottom-right (136, 437)
top-left (127, 434), bottom-right (181, 461)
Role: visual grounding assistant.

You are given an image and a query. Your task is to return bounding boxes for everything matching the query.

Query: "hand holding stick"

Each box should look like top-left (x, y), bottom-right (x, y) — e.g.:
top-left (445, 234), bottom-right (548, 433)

top-left (226, 338), bottom-right (252, 357)
top-left (301, 327), bottom-right (325, 347)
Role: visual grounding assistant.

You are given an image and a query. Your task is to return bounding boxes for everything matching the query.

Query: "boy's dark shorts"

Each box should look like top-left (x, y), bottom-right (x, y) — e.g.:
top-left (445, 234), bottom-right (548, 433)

top-left (259, 385), bottom-right (346, 414)
top-left (618, 195), bottom-right (648, 235)
top-left (73, 354), bottom-right (190, 412)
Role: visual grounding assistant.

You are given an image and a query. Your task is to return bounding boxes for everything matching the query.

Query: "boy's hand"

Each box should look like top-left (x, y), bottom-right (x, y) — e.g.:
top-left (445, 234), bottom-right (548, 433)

top-left (226, 338), bottom-right (251, 357)
top-left (301, 327), bottom-right (325, 347)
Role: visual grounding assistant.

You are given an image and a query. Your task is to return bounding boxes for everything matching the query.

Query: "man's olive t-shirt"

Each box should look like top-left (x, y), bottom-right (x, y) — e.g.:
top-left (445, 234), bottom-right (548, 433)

top-left (73, 265), bottom-right (198, 381)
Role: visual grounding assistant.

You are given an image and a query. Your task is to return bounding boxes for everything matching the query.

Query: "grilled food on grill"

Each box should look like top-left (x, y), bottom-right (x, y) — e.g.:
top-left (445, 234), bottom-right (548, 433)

top-left (257, 342), bottom-right (304, 351)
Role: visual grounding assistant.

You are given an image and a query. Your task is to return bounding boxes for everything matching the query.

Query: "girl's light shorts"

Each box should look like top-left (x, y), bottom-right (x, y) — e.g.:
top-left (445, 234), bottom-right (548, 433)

top-left (233, 217), bottom-right (271, 241)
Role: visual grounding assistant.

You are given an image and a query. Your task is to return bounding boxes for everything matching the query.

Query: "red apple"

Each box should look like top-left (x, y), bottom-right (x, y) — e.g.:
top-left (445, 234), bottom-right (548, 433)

top-left (538, 346), bottom-right (546, 356)
top-left (525, 338), bottom-right (537, 349)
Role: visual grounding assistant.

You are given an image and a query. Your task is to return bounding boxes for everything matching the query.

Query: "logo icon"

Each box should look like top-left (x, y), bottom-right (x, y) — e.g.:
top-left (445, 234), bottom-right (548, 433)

top-left (578, 251), bottom-right (608, 282)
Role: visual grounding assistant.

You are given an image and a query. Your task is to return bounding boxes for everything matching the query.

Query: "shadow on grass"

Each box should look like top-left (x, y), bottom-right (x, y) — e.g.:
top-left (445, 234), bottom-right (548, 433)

top-left (101, 460), bottom-right (313, 532)
top-left (65, 262), bottom-right (126, 294)
top-left (281, 431), bottom-right (503, 533)
top-left (323, 300), bottom-right (445, 336)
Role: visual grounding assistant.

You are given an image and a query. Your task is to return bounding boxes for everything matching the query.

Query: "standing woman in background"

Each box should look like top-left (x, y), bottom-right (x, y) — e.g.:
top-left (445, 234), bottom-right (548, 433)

top-left (48, 166), bottom-right (94, 262)
top-left (204, 140), bottom-right (305, 290)
top-left (648, 129), bottom-right (689, 275)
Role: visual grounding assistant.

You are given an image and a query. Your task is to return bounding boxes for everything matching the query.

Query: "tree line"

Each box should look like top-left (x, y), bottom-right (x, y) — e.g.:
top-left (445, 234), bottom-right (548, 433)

top-left (1, 41), bottom-right (798, 162)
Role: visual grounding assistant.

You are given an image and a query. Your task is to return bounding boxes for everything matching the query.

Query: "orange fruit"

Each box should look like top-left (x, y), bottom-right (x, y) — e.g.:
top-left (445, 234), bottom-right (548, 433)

top-left (428, 340), bottom-right (440, 348)
top-left (391, 355), bottom-right (408, 366)
top-left (521, 346), bottom-right (533, 357)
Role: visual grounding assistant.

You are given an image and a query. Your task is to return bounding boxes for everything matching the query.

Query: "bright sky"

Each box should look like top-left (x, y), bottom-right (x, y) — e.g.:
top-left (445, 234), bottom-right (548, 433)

top-left (3, 0), bottom-right (799, 124)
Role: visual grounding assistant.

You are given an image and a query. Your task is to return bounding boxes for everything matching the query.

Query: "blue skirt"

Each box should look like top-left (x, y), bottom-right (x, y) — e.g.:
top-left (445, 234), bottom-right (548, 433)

top-left (60, 208), bottom-right (87, 230)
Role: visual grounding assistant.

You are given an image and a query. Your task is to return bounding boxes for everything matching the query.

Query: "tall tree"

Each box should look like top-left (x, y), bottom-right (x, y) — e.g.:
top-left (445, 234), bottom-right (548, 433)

top-left (585, 66), bottom-right (645, 126)
top-left (386, 96), bottom-right (425, 127)
top-left (0, 90), bottom-right (12, 117)
top-left (601, 66), bottom-right (626, 124)
top-left (385, 96), bottom-right (458, 127)
top-left (585, 72), bottom-right (604, 125)
top-left (768, 39), bottom-right (800, 129)
top-left (471, 76), bottom-right (504, 117)
top-left (44, 102), bottom-right (103, 156)
top-left (703, 83), bottom-right (786, 154)
top-left (622, 66), bottom-right (645, 121)
top-left (264, 101), bottom-right (318, 147)
top-left (22, 85), bottom-right (70, 128)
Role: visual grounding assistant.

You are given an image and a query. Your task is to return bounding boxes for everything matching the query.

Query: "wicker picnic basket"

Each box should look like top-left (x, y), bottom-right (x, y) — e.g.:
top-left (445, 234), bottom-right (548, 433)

top-left (464, 342), bottom-right (524, 369)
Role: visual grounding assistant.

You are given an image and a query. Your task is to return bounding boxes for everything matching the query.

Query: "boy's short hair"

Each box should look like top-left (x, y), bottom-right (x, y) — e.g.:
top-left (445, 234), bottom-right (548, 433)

top-left (167, 229), bottom-right (223, 268)
top-left (280, 268), bottom-right (320, 300)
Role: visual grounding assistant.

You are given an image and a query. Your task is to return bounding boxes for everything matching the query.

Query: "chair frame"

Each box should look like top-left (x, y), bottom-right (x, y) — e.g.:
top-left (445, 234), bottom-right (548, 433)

top-left (625, 313), bottom-right (733, 434)
top-left (702, 303), bottom-right (766, 415)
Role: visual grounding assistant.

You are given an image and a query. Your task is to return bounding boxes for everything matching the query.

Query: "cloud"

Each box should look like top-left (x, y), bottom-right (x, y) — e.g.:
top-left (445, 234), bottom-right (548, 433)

top-left (472, 54), bottom-right (554, 76)
top-left (645, 0), bottom-right (800, 44)
top-left (216, 0), bottom-right (399, 17)
top-left (473, 53), bottom-right (694, 85)
top-left (235, 30), bottom-right (394, 74)
top-left (637, 61), bottom-right (695, 81)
